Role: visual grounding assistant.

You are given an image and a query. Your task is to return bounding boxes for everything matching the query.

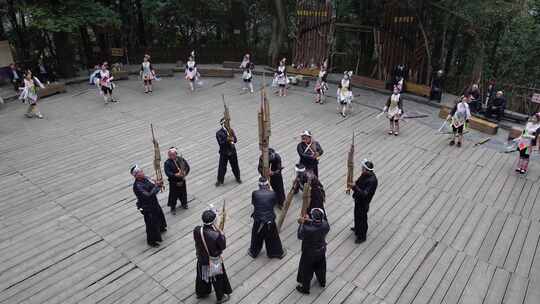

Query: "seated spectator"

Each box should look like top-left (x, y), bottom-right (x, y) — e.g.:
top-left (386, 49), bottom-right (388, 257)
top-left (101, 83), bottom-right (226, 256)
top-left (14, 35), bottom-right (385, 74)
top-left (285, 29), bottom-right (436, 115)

top-left (485, 91), bottom-right (506, 121)
top-left (8, 63), bottom-right (23, 92)
top-left (467, 84), bottom-right (482, 113)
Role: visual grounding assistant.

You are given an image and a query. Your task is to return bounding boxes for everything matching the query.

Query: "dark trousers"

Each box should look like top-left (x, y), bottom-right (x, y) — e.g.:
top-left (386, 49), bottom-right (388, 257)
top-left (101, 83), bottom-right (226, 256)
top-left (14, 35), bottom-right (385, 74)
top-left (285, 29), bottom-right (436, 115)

top-left (249, 221), bottom-right (284, 258)
top-left (270, 174), bottom-right (285, 207)
top-left (196, 262), bottom-right (233, 300)
top-left (302, 162), bottom-right (319, 178)
top-left (217, 153), bottom-right (240, 183)
top-left (354, 201), bottom-right (369, 240)
top-left (469, 99), bottom-right (481, 113)
top-left (167, 181), bottom-right (187, 209)
top-left (12, 80), bottom-right (21, 92)
top-left (143, 209), bottom-right (166, 244)
top-left (486, 106), bottom-right (504, 121)
top-left (297, 253), bottom-right (326, 291)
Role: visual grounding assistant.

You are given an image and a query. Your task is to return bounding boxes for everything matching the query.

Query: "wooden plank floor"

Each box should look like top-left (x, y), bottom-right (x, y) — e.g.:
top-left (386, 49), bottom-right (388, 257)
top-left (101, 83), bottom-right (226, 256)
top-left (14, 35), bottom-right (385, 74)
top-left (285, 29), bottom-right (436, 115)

top-left (1, 76), bottom-right (539, 304)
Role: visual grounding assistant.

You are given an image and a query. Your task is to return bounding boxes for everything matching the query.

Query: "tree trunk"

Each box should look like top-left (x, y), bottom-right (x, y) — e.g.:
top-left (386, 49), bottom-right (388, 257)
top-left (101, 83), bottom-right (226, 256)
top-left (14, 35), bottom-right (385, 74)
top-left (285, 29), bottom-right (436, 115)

top-left (417, 18), bottom-right (432, 85)
top-left (6, 0), bottom-right (27, 60)
top-left (52, 32), bottom-right (76, 77)
top-left (135, 0), bottom-right (147, 47)
top-left (80, 26), bottom-right (94, 67)
top-left (471, 35), bottom-right (484, 84)
top-left (443, 20), bottom-right (459, 75)
top-left (268, 0), bottom-right (288, 65)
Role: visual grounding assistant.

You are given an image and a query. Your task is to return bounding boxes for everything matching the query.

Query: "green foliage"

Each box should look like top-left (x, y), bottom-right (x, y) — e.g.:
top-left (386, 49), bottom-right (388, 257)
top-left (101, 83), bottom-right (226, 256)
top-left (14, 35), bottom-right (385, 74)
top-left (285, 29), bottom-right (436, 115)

top-left (492, 1), bottom-right (540, 85)
top-left (28, 0), bottom-right (119, 32)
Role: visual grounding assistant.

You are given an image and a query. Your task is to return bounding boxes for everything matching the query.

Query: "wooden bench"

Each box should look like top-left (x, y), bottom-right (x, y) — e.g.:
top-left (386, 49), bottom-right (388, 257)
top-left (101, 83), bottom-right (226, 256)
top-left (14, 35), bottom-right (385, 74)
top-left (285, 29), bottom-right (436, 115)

top-left (405, 81), bottom-right (431, 97)
top-left (290, 76), bottom-right (310, 87)
top-left (198, 68), bottom-right (234, 78)
top-left (286, 67), bottom-right (319, 78)
top-left (503, 109), bottom-right (528, 123)
top-left (112, 70), bottom-right (129, 80)
top-left (350, 75), bottom-right (386, 90)
top-left (155, 69), bottom-right (174, 77)
top-left (222, 61), bottom-right (241, 69)
top-left (439, 105), bottom-right (498, 135)
top-left (38, 82), bottom-right (66, 98)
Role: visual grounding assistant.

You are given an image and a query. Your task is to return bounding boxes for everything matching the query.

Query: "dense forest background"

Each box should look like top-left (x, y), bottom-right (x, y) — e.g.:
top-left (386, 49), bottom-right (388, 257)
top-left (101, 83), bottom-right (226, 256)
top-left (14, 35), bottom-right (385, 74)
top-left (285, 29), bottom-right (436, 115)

top-left (0, 0), bottom-right (539, 97)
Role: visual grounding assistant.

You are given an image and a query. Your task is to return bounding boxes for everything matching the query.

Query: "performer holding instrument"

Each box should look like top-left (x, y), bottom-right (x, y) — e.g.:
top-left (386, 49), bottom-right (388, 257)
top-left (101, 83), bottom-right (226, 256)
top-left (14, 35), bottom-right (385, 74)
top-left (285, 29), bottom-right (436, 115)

top-left (216, 96), bottom-right (241, 186)
top-left (297, 130), bottom-right (324, 177)
top-left (164, 147), bottom-right (191, 213)
top-left (295, 208), bottom-right (329, 294)
top-left (248, 177), bottom-right (287, 259)
top-left (131, 165), bottom-right (167, 247)
top-left (193, 209), bottom-right (232, 303)
top-left (258, 148), bottom-right (285, 207)
top-left (348, 159), bottom-right (378, 244)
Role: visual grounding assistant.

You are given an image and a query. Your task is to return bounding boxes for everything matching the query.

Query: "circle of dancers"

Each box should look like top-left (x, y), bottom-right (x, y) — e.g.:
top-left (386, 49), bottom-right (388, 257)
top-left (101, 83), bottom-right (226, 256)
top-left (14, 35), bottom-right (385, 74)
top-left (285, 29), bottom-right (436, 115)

top-left (8, 52), bottom-right (539, 303)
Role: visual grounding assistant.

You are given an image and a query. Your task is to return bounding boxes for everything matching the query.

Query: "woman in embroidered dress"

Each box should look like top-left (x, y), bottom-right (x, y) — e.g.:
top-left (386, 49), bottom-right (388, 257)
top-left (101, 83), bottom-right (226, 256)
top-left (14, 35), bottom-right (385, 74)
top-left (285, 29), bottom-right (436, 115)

top-left (185, 51), bottom-right (198, 92)
top-left (19, 70), bottom-right (45, 119)
top-left (514, 113), bottom-right (540, 174)
top-left (383, 86), bottom-right (404, 135)
top-left (140, 54), bottom-right (155, 93)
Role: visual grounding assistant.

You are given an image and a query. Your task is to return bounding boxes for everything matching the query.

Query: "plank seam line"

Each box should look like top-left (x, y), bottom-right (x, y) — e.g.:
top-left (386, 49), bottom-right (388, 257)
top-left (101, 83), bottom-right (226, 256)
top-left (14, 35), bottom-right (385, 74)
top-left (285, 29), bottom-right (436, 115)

top-left (0, 239), bottom-right (104, 292)
top-left (393, 241), bottom-right (439, 302)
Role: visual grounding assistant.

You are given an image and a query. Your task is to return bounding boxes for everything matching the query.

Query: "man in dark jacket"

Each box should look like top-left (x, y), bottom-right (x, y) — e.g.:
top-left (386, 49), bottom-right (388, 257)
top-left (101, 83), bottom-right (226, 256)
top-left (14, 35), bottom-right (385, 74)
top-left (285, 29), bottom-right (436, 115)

top-left (258, 148), bottom-right (285, 207)
top-left (248, 177), bottom-right (287, 259)
top-left (8, 63), bottom-right (22, 92)
top-left (164, 147), bottom-right (191, 214)
top-left (193, 210), bottom-right (232, 303)
top-left (306, 177), bottom-right (326, 219)
top-left (131, 165), bottom-right (167, 247)
top-left (486, 91), bottom-right (506, 121)
top-left (216, 118), bottom-right (241, 186)
top-left (467, 84), bottom-right (482, 113)
top-left (349, 159), bottom-right (378, 244)
top-left (296, 208), bottom-right (330, 294)
top-left (297, 130), bottom-right (323, 177)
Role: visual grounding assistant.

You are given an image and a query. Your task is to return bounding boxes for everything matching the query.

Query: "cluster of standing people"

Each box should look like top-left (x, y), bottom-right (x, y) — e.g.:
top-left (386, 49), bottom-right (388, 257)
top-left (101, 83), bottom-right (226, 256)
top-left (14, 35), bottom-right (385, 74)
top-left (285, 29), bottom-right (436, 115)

top-left (131, 118), bottom-right (379, 302)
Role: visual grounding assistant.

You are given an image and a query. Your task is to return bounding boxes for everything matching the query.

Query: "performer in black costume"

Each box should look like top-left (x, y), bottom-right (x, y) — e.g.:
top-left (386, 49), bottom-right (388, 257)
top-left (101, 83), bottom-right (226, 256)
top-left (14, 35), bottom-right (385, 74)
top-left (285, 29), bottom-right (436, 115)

top-left (257, 148), bottom-right (285, 207)
top-left (306, 176), bottom-right (326, 219)
top-left (193, 209), bottom-right (233, 303)
top-left (349, 159), bottom-right (378, 244)
top-left (296, 208), bottom-right (330, 294)
top-left (216, 118), bottom-right (241, 186)
top-left (164, 147), bottom-right (191, 214)
top-left (248, 177), bottom-right (287, 259)
top-left (131, 165), bottom-right (167, 247)
top-left (297, 130), bottom-right (323, 177)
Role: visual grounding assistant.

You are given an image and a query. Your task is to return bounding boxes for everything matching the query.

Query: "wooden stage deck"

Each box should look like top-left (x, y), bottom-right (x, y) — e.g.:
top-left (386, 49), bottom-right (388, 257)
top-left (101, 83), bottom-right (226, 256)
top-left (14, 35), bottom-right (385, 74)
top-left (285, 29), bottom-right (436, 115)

top-left (0, 76), bottom-right (539, 304)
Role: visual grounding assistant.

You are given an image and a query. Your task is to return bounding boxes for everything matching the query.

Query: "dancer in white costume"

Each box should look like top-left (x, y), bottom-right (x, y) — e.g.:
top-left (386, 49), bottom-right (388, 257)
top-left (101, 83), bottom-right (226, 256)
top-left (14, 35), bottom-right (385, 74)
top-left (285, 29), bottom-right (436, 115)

top-left (240, 54), bottom-right (254, 93)
top-left (274, 58), bottom-right (288, 97)
top-left (19, 70), bottom-right (45, 119)
top-left (96, 63), bottom-right (117, 103)
top-left (446, 95), bottom-right (471, 147)
top-left (140, 54), bottom-right (156, 93)
top-left (336, 71), bottom-right (353, 117)
top-left (514, 113), bottom-right (540, 174)
top-left (383, 86), bottom-right (404, 135)
top-left (185, 51), bottom-right (199, 92)
top-left (314, 62), bottom-right (328, 104)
